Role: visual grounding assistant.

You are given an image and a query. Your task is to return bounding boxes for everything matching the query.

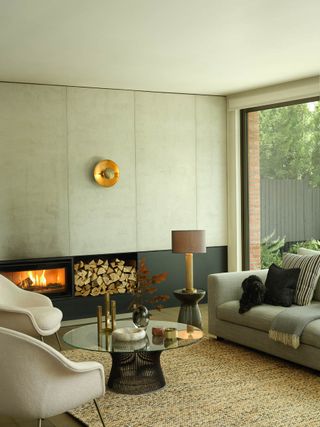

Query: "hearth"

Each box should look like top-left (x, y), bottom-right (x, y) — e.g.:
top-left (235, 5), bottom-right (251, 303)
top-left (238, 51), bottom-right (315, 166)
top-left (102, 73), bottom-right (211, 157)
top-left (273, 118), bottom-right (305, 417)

top-left (0, 257), bottom-right (73, 297)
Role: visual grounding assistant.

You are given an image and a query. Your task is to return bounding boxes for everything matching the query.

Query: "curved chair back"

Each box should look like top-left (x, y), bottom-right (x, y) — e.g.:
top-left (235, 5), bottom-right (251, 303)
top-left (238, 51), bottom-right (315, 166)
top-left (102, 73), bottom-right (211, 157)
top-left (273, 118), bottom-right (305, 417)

top-left (0, 327), bottom-right (105, 421)
top-left (0, 274), bottom-right (26, 306)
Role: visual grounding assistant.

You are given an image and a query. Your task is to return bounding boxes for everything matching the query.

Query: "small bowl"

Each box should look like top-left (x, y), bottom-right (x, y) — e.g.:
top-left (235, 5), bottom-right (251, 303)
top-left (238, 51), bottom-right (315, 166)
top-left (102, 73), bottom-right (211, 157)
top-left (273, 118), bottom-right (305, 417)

top-left (112, 327), bottom-right (146, 342)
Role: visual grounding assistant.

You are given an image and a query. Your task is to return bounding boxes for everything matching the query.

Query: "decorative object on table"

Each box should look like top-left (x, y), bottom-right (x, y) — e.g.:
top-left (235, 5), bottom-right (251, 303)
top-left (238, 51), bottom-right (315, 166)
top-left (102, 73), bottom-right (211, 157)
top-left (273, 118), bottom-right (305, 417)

top-left (132, 304), bottom-right (150, 328)
top-left (171, 230), bottom-right (206, 293)
top-left (105, 293), bottom-right (112, 331)
top-left (112, 327), bottom-right (146, 342)
top-left (129, 258), bottom-right (169, 311)
top-left (164, 327), bottom-right (177, 340)
top-left (113, 338), bottom-right (147, 352)
top-left (111, 300), bottom-right (116, 330)
top-left (97, 305), bottom-right (103, 347)
top-left (152, 335), bottom-right (164, 345)
top-left (97, 304), bottom-right (103, 332)
top-left (93, 159), bottom-right (119, 187)
top-left (164, 327), bottom-right (178, 349)
top-left (174, 288), bottom-right (206, 329)
top-left (152, 327), bottom-right (165, 337)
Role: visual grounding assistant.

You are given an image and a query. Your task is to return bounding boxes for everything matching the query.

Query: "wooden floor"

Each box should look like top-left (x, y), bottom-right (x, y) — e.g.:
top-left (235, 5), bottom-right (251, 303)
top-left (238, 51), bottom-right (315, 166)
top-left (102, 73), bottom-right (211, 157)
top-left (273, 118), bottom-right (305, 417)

top-left (0, 304), bottom-right (208, 427)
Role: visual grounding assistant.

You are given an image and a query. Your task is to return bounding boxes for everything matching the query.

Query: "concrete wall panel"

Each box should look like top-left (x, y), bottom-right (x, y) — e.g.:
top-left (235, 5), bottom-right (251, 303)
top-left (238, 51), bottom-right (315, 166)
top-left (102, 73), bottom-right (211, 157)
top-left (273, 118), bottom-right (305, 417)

top-left (0, 83), bottom-right (227, 259)
top-left (196, 96), bottom-right (227, 246)
top-left (135, 92), bottom-right (197, 251)
top-left (0, 83), bottom-right (69, 259)
top-left (67, 88), bottom-right (136, 255)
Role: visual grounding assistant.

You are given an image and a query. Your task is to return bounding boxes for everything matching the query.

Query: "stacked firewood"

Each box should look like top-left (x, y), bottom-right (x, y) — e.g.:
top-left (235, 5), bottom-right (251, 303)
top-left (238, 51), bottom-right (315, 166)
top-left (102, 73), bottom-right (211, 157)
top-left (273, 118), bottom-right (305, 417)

top-left (74, 258), bottom-right (137, 297)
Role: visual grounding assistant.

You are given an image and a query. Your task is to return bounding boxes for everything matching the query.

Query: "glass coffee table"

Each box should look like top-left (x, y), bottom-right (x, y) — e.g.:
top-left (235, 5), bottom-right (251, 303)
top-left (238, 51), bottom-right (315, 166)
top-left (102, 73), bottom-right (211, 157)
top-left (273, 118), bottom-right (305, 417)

top-left (63, 319), bottom-right (203, 395)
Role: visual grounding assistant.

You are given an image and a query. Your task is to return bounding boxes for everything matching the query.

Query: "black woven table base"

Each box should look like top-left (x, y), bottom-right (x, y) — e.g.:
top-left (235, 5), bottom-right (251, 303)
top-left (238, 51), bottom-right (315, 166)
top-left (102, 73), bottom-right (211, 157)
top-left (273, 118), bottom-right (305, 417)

top-left (107, 350), bottom-right (165, 394)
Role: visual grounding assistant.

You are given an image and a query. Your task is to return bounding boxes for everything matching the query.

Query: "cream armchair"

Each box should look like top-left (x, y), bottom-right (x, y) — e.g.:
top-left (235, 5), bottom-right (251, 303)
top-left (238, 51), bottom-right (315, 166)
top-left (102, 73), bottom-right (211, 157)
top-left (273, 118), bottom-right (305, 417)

top-left (0, 326), bottom-right (106, 427)
top-left (0, 274), bottom-right (63, 349)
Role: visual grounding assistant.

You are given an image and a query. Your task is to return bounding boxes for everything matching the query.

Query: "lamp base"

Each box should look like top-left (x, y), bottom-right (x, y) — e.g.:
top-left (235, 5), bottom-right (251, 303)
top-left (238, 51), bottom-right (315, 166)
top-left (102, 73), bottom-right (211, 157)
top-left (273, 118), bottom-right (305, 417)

top-left (174, 288), bottom-right (206, 329)
top-left (183, 288), bottom-right (198, 294)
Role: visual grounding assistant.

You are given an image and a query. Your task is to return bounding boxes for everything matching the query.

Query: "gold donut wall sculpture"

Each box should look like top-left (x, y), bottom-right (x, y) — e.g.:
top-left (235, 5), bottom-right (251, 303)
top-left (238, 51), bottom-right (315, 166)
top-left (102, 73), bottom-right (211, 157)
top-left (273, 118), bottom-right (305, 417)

top-left (93, 160), bottom-right (120, 187)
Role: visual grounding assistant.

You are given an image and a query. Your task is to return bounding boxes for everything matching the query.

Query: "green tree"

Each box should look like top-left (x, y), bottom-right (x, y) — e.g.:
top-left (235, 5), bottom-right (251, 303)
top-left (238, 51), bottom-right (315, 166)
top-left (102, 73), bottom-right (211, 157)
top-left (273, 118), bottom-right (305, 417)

top-left (310, 102), bottom-right (320, 186)
top-left (259, 102), bottom-right (319, 182)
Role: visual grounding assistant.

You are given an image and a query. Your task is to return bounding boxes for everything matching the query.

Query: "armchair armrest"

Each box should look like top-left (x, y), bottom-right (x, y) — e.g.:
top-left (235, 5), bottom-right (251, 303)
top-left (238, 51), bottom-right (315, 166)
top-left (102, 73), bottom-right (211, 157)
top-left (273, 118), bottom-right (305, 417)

top-left (0, 305), bottom-right (42, 336)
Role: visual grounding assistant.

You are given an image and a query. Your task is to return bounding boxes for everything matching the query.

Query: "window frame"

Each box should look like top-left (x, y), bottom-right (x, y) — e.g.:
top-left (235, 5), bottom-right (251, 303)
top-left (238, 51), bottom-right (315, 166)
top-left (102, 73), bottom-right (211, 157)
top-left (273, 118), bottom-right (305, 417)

top-left (240, 96), bottom-right (319, 270)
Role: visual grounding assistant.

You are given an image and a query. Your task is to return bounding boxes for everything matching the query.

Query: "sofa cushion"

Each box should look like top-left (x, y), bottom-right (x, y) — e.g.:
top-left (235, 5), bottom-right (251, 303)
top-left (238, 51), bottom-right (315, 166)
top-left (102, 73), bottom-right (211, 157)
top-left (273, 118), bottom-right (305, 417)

top-left (283, 252), bottom-right (320, 305)
top-left (297, 248), bottom-right (320, 301)
top-left (264, 264), bottom-right (300, 307)
top-left (217, 301), bottom-right (286, 332)
top-left (301, 318), bottom-right (320, 347)
top-left (217, 300), bottom-right (320, 348)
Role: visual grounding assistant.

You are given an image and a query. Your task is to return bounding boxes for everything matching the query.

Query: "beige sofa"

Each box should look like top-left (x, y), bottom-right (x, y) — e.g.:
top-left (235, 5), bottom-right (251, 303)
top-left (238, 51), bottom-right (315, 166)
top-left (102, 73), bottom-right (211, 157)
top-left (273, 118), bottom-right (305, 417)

top-left (208, 269), bottom-right (320, 371)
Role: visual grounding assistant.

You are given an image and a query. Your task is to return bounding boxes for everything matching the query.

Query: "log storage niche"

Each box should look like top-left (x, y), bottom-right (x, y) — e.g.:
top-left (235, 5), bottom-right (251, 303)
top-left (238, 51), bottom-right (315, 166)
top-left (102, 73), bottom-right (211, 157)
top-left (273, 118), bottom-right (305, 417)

top-left (74, 257), bottom-right (137, 297)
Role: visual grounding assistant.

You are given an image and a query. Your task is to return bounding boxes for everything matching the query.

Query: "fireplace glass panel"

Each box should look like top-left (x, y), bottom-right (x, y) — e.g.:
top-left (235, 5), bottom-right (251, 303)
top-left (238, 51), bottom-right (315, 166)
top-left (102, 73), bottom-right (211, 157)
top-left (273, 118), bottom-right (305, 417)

top-left (2, 268), bottom-right (66, 294)
top-left (0, 257), bottom-right (73, 297)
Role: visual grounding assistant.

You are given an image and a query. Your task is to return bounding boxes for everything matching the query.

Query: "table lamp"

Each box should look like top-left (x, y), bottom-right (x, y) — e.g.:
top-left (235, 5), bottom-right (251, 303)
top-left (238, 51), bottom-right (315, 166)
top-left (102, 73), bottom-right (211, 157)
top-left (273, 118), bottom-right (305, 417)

top-left (171, 230), bottom-right (206, 293)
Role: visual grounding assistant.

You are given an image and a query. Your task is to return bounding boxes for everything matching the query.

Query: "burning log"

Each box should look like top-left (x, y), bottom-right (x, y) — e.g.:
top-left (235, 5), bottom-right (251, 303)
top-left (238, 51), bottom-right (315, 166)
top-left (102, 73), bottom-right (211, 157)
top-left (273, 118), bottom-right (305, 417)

top-left (74, 258), bottom-right (137, 297)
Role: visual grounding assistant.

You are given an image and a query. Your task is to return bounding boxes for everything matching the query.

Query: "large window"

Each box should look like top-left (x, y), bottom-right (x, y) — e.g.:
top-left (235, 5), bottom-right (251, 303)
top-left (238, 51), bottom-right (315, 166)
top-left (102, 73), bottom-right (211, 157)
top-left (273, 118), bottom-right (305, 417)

top-left (242, 98), bottom-right (320, 270)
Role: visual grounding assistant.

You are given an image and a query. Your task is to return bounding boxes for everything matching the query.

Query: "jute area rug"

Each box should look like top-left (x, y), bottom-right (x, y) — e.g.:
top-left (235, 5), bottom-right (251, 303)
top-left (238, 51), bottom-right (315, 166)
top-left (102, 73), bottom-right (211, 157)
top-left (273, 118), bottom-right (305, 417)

top-left (65, 338), bottom-right (320, 427)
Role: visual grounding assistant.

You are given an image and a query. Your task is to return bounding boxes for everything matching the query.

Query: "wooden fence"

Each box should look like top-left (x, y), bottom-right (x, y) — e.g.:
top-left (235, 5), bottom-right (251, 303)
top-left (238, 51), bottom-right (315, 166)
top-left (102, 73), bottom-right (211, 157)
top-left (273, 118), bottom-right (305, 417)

top-left (261, 178), bottom-right (320, 242)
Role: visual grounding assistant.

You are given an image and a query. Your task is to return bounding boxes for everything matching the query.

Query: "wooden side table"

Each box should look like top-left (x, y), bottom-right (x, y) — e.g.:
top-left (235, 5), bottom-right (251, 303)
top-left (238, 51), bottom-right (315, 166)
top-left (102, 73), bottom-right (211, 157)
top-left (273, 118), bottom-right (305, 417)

top-left (173, 289), bottom-right (206, 329)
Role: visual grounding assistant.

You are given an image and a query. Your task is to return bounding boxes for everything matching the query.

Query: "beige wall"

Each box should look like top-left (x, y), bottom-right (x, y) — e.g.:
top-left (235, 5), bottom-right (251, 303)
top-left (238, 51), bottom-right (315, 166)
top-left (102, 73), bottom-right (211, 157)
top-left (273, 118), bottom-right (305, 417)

top-left (0, 82), bottom-right (227, 259)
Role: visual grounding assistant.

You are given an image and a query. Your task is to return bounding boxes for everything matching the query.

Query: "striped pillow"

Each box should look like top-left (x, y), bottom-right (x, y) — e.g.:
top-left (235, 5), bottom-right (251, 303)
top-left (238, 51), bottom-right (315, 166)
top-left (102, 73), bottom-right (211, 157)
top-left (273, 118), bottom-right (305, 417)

top-left (283, 253), bottom-right (320, 305)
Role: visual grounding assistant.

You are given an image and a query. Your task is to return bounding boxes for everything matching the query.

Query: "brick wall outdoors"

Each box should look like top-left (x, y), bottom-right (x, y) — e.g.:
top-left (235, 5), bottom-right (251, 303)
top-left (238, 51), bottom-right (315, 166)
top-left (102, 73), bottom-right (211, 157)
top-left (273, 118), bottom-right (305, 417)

top-left (248, 112), bottom-right (261, 270)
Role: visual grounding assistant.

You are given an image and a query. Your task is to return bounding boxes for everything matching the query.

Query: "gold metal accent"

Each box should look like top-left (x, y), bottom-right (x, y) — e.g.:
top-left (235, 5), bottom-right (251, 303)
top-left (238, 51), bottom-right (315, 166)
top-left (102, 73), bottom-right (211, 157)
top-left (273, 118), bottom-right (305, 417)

top-left (164, 327), bottom-right (177, 340)
top-left (111, 300), bottom-right (116, 330)
top-left (105, 293), bottom-right (112, 332)
top-left (97, 305), bottom-right (102, 347)
top-left (93, 160), bottom-right (120, 187)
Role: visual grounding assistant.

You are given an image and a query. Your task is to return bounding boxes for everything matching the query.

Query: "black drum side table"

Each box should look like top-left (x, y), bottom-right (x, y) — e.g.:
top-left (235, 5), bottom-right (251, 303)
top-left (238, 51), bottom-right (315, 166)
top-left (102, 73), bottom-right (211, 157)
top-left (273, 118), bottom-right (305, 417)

top-left (173, 289), bottom-right (206, 329)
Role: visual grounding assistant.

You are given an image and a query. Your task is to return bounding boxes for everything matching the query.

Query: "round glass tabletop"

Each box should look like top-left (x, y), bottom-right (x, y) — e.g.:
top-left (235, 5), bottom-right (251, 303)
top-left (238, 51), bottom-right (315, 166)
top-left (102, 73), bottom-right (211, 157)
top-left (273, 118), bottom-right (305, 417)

top-left (63, 319), bottom-right (203, 353)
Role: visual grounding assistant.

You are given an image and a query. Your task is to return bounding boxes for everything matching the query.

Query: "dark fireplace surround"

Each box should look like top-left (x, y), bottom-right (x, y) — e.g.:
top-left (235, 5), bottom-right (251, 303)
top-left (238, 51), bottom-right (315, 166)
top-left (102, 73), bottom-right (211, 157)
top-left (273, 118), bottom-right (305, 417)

top-left (0, 253), bottom-right (138, 320)
top-left (0, 247), bottom-right (226, 321)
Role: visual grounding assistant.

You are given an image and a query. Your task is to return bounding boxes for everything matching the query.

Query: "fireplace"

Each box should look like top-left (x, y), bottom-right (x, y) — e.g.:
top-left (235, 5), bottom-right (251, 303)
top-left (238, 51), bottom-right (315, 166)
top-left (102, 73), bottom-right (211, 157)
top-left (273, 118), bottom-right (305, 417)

top-left (0, 257), bottom-right (73, 297)
top-left (0, 253), bottom-right (138, 320)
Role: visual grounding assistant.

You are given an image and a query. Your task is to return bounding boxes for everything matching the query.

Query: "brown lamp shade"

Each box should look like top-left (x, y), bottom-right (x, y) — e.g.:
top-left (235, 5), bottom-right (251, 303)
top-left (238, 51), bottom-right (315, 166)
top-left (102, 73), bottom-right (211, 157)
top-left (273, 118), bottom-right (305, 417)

top-left (171, 230), bottom-right (206, 254)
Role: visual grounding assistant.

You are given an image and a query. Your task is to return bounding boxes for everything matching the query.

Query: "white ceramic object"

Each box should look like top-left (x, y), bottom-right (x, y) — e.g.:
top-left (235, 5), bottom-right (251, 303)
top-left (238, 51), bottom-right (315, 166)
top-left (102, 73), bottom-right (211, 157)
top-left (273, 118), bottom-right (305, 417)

top-left (112, 327), bottom-right (146, 342)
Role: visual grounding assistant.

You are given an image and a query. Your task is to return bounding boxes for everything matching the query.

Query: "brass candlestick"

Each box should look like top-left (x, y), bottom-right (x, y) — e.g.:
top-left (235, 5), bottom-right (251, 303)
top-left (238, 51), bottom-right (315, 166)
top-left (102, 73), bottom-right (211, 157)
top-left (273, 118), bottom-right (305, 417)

top-left (111, 300), bottom-right (116, 330)
top-left (105, 293), bottom-right (112, 332)
top-left (97, 305), bottom-right (102, 347)
top-left (97, 305), bottom-right (102, 333)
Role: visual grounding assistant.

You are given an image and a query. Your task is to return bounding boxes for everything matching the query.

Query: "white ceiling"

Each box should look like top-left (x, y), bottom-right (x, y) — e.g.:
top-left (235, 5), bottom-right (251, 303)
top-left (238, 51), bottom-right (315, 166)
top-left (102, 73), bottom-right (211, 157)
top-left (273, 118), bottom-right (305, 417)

top-left (0, 0), bottom-right (319, 96)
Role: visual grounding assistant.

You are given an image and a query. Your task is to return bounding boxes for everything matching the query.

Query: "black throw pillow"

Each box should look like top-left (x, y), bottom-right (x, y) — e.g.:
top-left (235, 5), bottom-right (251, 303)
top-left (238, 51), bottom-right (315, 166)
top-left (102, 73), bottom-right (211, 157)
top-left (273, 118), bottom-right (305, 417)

top-left (239, 275), bottom-right (266, 314)
top-left (264, 263), bottom-right (300, 307)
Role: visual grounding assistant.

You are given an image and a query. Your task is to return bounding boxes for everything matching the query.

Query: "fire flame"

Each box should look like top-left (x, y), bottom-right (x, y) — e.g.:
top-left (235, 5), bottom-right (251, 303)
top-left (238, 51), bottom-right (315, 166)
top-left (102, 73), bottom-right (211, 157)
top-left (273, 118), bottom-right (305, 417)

top-left (28, 270), bottom-right (47, 287)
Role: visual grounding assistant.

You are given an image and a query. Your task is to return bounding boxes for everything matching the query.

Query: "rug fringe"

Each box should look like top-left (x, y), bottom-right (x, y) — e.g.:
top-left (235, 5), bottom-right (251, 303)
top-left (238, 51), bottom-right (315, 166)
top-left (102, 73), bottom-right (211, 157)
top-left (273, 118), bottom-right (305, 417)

top-left (269, 330), bottom-right (300, 349)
